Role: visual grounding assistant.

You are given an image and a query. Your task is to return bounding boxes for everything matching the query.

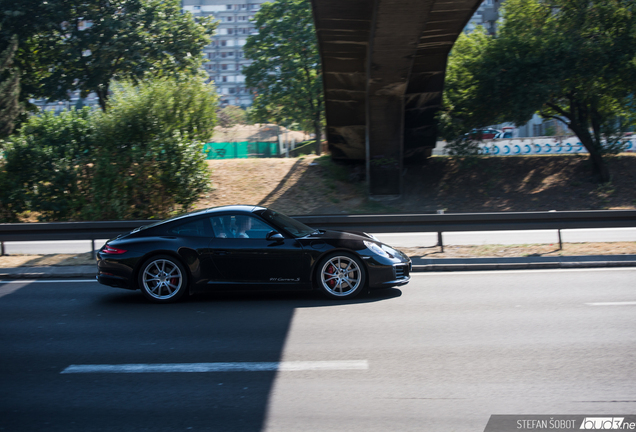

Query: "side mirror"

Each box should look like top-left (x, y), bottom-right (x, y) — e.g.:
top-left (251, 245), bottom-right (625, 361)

top-left (266, 231), bottom-right (284, 241)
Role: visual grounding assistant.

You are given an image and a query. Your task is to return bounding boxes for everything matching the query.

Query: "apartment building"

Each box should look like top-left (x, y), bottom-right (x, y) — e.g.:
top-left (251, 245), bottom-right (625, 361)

top-left (464, 0), bottom-right (501, 35)
top-left (182, 0), bottom-right (268, 108)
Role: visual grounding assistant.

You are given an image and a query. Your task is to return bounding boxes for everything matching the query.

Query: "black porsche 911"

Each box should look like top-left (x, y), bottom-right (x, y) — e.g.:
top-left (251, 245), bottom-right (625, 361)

top-left (97, 205), bottom-right (411, 303)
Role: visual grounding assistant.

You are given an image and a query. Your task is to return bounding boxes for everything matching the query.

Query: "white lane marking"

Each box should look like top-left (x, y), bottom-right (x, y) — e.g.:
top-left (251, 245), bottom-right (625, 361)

top-left (6, 240), bottom-right (107, 245)
top-left (61, 360), bottom-right (369, 374)
top-left (586, 301), bottom-right (636, 306)
top-left (0, 280), bottom-right (97, 284)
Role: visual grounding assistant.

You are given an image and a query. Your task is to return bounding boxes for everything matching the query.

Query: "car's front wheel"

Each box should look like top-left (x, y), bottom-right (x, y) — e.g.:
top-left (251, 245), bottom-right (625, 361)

top-left (138, 255), bottom-right (188, 303)
top-left (316, 252), bottom-right (366, 299)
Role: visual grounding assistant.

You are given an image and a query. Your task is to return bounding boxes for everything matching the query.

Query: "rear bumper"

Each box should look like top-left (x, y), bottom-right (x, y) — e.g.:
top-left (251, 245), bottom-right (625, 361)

top-left (96, 253), bottom-right (137, 290)
top-left (96, 273), bottom-right (135, 290)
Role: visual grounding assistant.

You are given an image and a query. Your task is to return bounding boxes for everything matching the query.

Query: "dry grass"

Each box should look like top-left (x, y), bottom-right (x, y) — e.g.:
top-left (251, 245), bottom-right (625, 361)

top-left (196, 156), bottom-right (369, 215)
top-left (401, 242), bottom-right (636, 260)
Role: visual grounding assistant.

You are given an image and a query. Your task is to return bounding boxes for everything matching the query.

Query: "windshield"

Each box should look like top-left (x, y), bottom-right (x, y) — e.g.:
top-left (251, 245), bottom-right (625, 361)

top-left (260, 209), bottom-right (316, 238)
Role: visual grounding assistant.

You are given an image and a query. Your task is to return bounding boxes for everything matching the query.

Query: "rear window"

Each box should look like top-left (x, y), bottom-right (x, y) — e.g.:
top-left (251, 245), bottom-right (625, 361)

top-left (167, 218), bottom-right (213, 237)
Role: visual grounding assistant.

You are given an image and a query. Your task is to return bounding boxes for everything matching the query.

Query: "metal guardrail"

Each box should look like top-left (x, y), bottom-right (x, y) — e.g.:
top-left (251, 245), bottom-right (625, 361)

top-left (1, 210), bottom-right (635, 257)
top-left (295, 210), bottom-right (636, 233)
top-left (0, 220), bottom-right (151, 258)
top-left (296, 210), bottom-right (636, 251)
top-left (0, 220), bottom-right (151, 242)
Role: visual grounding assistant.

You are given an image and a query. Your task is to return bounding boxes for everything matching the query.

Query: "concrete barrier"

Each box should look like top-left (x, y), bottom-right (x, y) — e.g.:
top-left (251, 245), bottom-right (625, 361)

top-left (434, 137), bottom-right (635, 156)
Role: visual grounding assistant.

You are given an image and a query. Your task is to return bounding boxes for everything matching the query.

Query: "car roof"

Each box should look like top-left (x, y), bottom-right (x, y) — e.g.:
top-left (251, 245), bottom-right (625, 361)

top-left (135, 205), bottom-right (267, 232)
top-left (203, 204), bottom-right (266, 214)
top-left (173, 205), bottom-right (267, 221)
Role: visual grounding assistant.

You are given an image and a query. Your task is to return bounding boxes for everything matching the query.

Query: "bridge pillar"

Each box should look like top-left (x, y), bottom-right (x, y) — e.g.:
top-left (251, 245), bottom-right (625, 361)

top-left (312, 0), bottom-right (482, 196)
top-left (366, 94), bottom-right (403, 196)
top-left (365, 0), bottom-right (435, 196)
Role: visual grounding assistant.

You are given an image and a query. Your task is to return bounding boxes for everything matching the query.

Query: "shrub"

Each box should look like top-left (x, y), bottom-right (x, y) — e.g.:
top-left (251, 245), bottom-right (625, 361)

top-left (86, 75), bottom-right (217, 220)
top-left (444, 137), bottom-right (482, 156)
top-left (0, 75), bottom-right (218, 222)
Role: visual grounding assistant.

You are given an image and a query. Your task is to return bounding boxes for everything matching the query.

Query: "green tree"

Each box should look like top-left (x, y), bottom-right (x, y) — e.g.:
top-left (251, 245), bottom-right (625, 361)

top-left (0, 108), bottom-right (97, 221)
top-left (243, 0), bottom-right (324, 155)
top-left (439, 27), bottom-right (492, 155)
top-left (442, 0), bottom-right (636, 181)
top-left (0, 0), bottom-right (216, 112)
top-left (217, 105), bottom-right (248, 128)
top-left (0, 34), bottom-right (20, 138)
top-left (0, 0), bottom-right (70, 111)
top-left (88, 74), bottom-right (217, 220)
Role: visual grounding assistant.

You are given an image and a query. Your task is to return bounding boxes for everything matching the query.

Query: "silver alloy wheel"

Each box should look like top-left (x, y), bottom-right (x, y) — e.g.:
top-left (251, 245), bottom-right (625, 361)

top-left (320, 255), bottom-right (362, 297)
top-left (142, 258), bottom-right (184, 301)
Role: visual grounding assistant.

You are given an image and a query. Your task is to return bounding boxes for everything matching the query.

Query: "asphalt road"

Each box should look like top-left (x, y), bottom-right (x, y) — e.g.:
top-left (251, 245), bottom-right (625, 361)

top-left (1, 269), bottom-right (635, 431)
top-left (4, 227), bottom-right (636, 255)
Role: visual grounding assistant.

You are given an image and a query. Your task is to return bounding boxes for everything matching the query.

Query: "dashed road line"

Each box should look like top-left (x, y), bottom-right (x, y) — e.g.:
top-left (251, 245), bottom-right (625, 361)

top-left (61, 360), bottom-right (369, 374)
top-left (585, 301), bottom-right (636, 306)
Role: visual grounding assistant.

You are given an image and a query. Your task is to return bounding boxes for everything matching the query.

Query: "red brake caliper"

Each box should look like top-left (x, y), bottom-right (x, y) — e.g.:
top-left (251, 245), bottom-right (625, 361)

top-left (326, 264), bottom-right (336, 288)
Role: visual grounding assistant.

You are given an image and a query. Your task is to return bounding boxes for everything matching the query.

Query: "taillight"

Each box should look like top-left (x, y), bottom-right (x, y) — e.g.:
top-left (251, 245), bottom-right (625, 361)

top-left (102, 245), bottom-right (127, 254)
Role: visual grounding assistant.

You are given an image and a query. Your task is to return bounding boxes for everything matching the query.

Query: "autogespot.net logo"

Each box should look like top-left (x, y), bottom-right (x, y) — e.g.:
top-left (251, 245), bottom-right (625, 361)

top-left (580, 417), bottom-right (632, 430)
top-left (483, 415), bottom-right (636, 431)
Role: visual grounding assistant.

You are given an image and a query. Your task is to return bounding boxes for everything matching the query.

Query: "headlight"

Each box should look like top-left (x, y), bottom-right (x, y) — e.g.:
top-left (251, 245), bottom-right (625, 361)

top-left (364, 240), bottom-right (390, 258)
top-left (382, 245), bottom-right (399, 258)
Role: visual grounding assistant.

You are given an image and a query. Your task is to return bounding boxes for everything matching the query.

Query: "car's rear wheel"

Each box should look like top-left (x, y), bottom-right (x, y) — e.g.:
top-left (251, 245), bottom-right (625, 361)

top-left (317, 252), bottom-right (366, 299)
top-left (138, 255), bottom-right (188, 303)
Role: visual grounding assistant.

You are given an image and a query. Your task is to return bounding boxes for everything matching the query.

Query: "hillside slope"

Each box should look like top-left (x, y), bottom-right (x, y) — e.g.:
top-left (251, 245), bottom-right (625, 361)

top-left (195, 155), bottom-right (636, 214)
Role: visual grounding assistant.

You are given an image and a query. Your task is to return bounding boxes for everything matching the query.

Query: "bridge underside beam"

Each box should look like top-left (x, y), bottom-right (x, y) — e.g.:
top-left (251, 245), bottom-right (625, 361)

top-left (311, 0), bottom-right (481, 195)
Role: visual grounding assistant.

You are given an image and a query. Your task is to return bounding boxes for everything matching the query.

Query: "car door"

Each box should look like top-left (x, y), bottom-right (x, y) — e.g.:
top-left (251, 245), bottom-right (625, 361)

top-left (207, 214), bottom-right (309, 286)
top-left (164, 216), bottom-right (222, 289)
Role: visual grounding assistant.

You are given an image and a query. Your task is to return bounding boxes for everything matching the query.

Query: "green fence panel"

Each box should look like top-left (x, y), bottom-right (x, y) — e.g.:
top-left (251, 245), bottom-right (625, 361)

top-left (248, 142), bottom-right (279, 158)
top-left (203, 142), bottom-right (246, 159)
top-left (204, 142), bottom-right (279, 159)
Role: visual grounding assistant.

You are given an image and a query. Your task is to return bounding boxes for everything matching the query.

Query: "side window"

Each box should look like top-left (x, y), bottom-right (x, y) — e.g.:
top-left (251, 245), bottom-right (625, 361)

top-left (210, 215), bottom-right (274, 239)
top-left (168, 218), bottom-right (213, 237)
top-left (210, 215), bottom-right (234, 238)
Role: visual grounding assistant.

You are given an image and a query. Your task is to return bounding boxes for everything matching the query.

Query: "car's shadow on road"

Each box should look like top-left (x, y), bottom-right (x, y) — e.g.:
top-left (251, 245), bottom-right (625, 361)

top-left (61, 286), bottom-right (401, 431)
top-left (99, 286), bottom-right (402, 307)
top-left (191, 286), bottom-right (403, 305)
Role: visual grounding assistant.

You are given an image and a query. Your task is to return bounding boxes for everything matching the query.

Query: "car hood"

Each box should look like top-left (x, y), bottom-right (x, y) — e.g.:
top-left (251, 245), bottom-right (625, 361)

top-left (309, 229), bottom-right (376, 242)
top-left (311, 230), bottom-right (410, 262)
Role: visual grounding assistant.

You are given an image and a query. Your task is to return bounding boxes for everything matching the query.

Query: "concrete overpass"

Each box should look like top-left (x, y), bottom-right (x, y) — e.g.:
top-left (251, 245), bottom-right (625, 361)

top-left (310, 0), bottom-right (482, 195)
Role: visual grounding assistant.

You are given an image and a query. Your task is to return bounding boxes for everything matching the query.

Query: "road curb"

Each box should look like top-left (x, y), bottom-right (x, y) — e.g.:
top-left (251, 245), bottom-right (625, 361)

top-left (412, 260), bottom-right (636, 272)
top-left (0, 265), bottom-right (96, 280)
top-left (0, 271), bottom-right (96, 279)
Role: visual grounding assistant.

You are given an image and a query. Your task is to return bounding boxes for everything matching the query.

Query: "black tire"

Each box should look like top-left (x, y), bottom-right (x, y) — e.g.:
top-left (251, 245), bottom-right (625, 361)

top-left (138, 255), bottom-right (188, 303)
top-left (316, 252), bottom-right (366, 299)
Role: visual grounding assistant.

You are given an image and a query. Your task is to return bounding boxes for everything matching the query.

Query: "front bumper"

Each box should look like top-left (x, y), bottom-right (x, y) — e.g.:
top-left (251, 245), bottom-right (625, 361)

top-left (367, 261), bottom-right (411, 289)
